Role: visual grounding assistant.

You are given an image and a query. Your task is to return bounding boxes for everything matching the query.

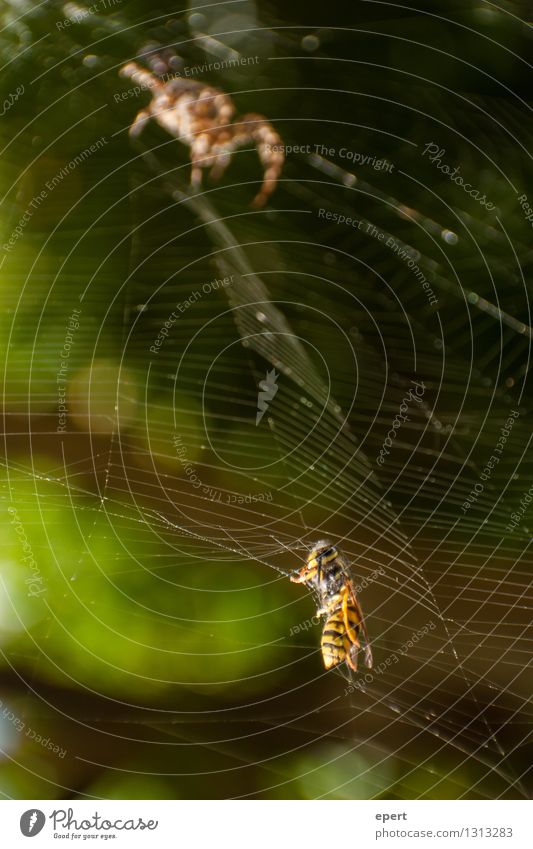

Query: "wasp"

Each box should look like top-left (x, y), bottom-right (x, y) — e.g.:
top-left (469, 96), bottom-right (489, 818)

top-left (290, 541), bottom-right (373, 672)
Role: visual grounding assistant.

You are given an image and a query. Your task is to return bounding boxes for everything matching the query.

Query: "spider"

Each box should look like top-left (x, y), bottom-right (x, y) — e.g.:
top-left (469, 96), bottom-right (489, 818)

top-left (119, 61), bottom-right (285, 207)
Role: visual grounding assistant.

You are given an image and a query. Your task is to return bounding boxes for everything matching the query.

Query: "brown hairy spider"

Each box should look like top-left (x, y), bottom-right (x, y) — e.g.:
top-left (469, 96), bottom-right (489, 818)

top-left (119, 61), bottom-right (284, 207)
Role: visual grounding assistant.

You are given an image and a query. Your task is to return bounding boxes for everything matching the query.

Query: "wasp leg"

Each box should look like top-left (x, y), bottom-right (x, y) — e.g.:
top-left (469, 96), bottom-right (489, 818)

top-left (346, 643), bottom-right (359, 671)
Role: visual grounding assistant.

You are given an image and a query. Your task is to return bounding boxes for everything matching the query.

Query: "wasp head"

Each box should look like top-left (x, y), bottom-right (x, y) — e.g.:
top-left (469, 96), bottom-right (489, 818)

top-left (289, 540), bottom-right (337, 587)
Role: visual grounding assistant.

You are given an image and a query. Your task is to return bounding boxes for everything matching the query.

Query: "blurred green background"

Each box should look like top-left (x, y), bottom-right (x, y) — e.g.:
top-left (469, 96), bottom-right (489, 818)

top-left (0, 0), bottom-right (531, 799)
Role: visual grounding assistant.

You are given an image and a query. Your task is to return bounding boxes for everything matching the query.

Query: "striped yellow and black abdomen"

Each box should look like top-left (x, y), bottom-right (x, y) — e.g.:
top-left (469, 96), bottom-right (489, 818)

top-left (321, 607), bottom-right (359, 669)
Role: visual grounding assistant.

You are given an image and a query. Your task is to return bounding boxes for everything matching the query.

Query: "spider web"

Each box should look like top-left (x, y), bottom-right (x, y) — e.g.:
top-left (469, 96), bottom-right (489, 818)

top-left (0, 0), bottom-right (532, 800)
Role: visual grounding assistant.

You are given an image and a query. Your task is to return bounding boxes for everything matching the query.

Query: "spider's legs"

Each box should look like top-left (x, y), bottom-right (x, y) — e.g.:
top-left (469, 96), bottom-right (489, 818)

top-left (235, 114), bottom-right (285, 208)
top-left (250, 162), bottom-right (282, 208)
top-left (209, 152), bottom-right (231, 182)
top-left (129, 109), bottom-right (151, 139)
top-left (190, 133), bottom-right (214, 191)
top-left (190, 164), bottom-right (204, 190)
